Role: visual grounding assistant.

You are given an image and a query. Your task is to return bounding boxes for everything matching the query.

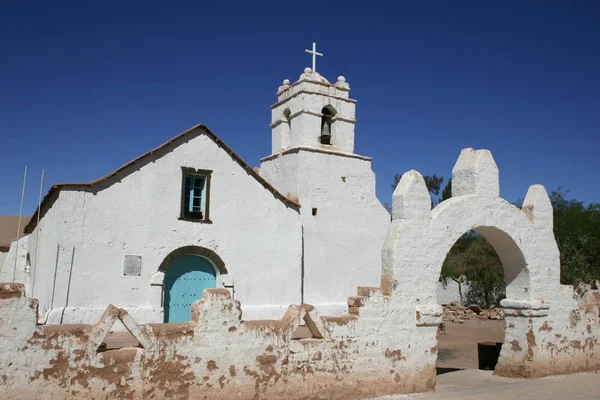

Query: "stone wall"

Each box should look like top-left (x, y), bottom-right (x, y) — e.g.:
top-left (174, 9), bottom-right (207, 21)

top-left (442, 303), bottom-right (504, 323)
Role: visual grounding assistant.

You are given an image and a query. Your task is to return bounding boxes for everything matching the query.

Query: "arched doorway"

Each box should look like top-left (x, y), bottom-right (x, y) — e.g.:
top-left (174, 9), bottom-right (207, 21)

top-left (163, 255), bottom-right (216, 323)
top-left (436, 228), bottom-right (510, 373)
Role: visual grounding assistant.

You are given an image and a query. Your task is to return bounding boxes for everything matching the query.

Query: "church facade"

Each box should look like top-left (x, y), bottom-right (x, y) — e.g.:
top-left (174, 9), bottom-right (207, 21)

top-left (0, 67), bottom-right (390, 324)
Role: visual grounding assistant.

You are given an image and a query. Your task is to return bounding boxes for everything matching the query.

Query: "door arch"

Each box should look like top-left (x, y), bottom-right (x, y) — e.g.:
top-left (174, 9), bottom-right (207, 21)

top-left (163, 255), bottom-right (216, 323)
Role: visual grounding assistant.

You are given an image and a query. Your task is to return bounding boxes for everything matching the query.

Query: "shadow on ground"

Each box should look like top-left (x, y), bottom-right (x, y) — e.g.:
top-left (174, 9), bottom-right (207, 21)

top-left (436, 367), bottom-right (464, 375)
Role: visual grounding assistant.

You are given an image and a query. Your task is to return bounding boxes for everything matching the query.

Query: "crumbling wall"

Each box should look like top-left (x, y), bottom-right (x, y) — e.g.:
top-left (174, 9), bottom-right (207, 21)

top-left (496, 284), bottom-right (600, 377)
top-left (0, 284), bottom-right (433, 400)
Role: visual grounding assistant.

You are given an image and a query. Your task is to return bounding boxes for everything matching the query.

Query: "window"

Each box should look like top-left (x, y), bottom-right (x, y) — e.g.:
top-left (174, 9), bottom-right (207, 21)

top-left (180, 167), bottom-right (212, 222)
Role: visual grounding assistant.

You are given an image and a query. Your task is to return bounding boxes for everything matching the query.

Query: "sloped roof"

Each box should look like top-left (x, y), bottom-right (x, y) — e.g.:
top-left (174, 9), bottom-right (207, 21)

top-left (0, 216), bottom-right (30, 251)
top-left (24, 124), bottom-right (299, 234)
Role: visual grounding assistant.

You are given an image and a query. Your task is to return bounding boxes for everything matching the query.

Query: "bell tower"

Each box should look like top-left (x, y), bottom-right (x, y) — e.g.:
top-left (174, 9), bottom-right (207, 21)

top-left (259, 50), bottom-right (390, 318)
top-left (269, 67), bottom-right (356, 154)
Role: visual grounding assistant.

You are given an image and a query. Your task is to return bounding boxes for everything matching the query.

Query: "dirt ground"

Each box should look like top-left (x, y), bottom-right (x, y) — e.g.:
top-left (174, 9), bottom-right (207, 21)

top-left (436, 319), bottom-right (505, 370)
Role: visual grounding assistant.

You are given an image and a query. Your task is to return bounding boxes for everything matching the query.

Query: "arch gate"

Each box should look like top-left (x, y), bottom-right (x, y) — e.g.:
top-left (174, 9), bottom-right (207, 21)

top-left (381, 148), bottom-right (562, 377)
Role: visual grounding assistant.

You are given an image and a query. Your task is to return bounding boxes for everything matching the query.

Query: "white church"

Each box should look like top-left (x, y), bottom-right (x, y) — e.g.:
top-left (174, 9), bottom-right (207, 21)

top-left (1, 54), bottom-right (392, 325)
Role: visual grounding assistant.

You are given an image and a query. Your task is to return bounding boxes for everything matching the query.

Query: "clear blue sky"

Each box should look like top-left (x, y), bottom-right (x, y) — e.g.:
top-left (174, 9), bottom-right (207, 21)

top-left (1, 1), bottom-right (599, 216)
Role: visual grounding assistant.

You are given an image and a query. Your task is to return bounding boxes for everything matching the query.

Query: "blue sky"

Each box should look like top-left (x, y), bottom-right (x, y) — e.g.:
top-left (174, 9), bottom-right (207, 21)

top-left (1, 1), bottom-right (599, 216)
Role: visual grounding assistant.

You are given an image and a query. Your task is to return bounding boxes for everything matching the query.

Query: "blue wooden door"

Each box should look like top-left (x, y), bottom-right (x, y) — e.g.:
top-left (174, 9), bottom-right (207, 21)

top-left (164, 255), bottom-right (216, 323)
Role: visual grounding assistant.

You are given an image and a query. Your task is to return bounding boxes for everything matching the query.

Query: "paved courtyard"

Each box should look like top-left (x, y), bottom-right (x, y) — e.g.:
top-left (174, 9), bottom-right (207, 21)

top-left (376, 369), bottom-right (600, 399)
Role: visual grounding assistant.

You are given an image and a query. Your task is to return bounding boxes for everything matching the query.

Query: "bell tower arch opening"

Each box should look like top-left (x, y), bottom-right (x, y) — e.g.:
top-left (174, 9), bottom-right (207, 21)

top-left (319, 106), bottom-right (336, 145)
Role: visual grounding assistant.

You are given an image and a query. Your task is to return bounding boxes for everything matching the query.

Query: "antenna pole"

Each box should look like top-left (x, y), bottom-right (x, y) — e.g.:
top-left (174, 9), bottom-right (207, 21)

top-left (12, 166), bottom-right (27, 282)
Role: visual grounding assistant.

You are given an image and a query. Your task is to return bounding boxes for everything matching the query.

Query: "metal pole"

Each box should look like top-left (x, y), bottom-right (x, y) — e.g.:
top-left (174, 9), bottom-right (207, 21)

top-left (60, 247), bottom-right (75, 324)
top-left (12, 166), bottom-right (27, 282)
top-left (50, 244), bottom-right (60, 310)
top-left (30, 169), bottom-right (44, 297)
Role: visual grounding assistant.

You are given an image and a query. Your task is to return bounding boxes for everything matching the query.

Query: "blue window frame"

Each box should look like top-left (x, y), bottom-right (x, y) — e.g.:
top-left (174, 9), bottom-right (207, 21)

top-left (180, 167), bottom-right (212, 222)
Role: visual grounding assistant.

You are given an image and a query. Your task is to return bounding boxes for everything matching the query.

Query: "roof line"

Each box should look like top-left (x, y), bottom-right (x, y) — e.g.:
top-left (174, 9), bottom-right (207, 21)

top-left (24, 124), bottom-right (299, 234)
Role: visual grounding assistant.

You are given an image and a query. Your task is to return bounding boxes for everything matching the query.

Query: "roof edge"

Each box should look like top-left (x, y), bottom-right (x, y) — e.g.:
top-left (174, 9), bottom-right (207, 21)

top-left (24, 124), bottom-right (299, 234)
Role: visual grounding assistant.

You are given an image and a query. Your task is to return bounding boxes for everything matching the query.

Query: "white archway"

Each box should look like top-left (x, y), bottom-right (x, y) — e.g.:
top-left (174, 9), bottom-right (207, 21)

top-left (382, 148), bottom-right (560, 304)
top-left (381, 147), bottom-right (562, 376)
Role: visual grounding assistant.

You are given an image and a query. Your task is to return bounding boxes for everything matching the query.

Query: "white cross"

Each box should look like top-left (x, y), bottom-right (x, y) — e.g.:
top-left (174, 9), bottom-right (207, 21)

top-left (305, 42), bottom-right (323, 72)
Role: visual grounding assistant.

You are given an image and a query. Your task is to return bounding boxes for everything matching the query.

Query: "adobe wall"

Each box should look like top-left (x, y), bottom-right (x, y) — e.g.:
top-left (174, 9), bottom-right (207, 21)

top-left (2, 283), bottom-right (597, 399)
top-left (496, 284), bottom-right (600, 377)
top-left (0, 283), bottom-right (435, 400)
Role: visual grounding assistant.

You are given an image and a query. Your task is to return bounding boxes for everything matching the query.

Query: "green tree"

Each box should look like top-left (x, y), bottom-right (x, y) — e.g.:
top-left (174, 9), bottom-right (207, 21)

top-left (549, 189), bottom-right (600, 285)
top-left (441, 178), bottom-right (452, 202)
top-left (439, 226), bottom-right (471, 305)
top-left (461, 236), bottom-right (505, 308)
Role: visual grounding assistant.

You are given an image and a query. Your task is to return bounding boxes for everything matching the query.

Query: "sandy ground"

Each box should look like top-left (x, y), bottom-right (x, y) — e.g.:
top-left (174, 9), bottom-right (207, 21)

top-left (436, 319), bottom-right (505, 370)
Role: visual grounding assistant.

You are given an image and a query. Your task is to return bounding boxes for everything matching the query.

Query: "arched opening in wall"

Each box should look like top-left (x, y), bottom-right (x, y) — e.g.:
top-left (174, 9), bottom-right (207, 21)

top-left (282, 108), bottom-right (292, 149)
top-left (163, 255), bottom-right (217, 323)
top-left (157, 246), bottom-right (228, 323)
top-left (435, 227), bottom-right (523, 375)
top-left (319, 106), bottom-right (336, 145)
top-left (283, 108), bottom-right (291, 128)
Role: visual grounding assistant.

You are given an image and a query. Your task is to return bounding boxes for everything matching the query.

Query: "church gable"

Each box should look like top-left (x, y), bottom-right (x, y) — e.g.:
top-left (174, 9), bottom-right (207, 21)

top-left (25, 124), bottom-right (299, 234)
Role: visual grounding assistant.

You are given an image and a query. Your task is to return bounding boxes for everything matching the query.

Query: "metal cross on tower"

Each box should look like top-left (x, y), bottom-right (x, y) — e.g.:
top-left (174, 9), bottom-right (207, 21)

top-left (305, 42), bottom-right (323, 72)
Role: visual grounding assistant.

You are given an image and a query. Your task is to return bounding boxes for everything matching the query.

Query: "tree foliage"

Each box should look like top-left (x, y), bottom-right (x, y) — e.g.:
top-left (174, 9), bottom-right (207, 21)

top-left (549, 189), bottom-right (600, 286)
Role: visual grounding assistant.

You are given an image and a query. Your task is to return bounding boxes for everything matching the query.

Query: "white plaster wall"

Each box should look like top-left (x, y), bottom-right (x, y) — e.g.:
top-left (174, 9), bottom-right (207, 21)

top-left (497, 284), bottom-right (600, 376)
top-left (0, 236), bottom-right (30, 289)
top-left (333, 119), bottom-right (355, 154)
top-left (260, 149), bottom-right (390, 316)
top-left (25, 130), bottom-right (302, 324)
top-left (436, 279), bottom-right (469, 305)
top-left (23, 189), bottom-right (86, 321)
top-left (257, 152), bottom-right (300, 200)
top-left (0, 252), bottom-right (7, 273)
